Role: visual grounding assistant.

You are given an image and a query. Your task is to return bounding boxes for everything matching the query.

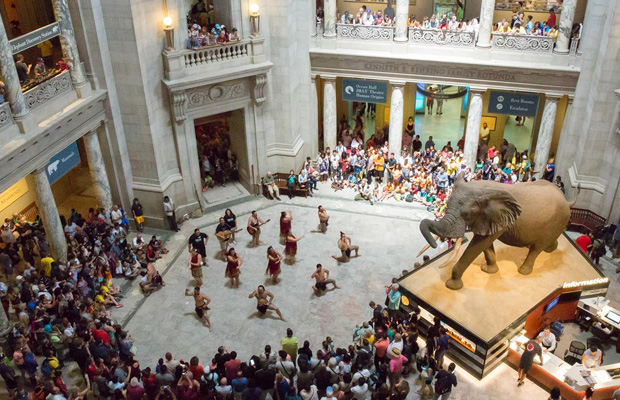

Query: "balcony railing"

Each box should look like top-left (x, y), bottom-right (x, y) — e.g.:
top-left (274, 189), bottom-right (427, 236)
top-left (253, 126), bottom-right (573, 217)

top-left (0, 102), bottom-right (14, 131)
top-left (336, 24), bottom-right (395, 41)
top-left (491, 33), bottom-right (554, 53)
top-left (163, 37), bottom-right (266, 81)
top-left (24, 70), bottom-right (73, 110)
top-left (408, 27), bottom-right (476, 46)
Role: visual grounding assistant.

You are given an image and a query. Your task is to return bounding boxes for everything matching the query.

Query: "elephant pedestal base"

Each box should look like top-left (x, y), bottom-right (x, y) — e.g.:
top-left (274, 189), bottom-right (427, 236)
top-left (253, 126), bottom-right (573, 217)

top-left (397, 233), bottom-right (608, 380)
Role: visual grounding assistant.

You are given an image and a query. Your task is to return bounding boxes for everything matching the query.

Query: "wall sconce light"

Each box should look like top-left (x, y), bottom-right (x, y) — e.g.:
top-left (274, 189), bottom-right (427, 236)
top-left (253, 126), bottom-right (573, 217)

top-left (163, 16), bottom-right (175, 51)
top-left (249, 4), bottom-right (260, 36)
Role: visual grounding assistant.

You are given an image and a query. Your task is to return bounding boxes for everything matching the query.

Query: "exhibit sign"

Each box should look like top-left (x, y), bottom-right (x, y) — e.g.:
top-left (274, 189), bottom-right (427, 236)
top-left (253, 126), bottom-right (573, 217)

top-left (563, 277), bottom-right (609, 289)
top-left (342, 79), bottom-right (388, 104)
top-left (488, 91), bottom-right (540, 117)
top-left (9, 23), bottom-right (60, 53)
top-left (46, 142), bottom-right (81, 185)
top-left (443, 322), bottom-right (477, 353)
top-left (0, 178), bottom-right (28, 212)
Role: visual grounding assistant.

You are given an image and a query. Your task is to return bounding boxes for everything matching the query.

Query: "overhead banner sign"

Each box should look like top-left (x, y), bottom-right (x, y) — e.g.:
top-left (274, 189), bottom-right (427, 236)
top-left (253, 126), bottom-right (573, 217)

top-left (9, 23), bottom-right (60, 54)
top-left (47, 142), bottom-right (80, 185)
top-left (342, 79), bottom-right (388, 104)
top-left (488, 91), bottom-right (540, 117)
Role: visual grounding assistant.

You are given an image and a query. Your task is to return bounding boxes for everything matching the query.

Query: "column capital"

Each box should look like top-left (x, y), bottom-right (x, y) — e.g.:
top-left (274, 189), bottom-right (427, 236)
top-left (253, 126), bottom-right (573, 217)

top-left (469, 87), bottom-right (486, 96)
top-left (613, 88), bottom-right (620, 100)
top-left (322, 75), bottom-right (337, 82)
top-left (545, 94), bottom-right (563, 101)
top-left (389, 80), bottom-right (406, 88)
top-left (311, 74), bottom-right (317, 82)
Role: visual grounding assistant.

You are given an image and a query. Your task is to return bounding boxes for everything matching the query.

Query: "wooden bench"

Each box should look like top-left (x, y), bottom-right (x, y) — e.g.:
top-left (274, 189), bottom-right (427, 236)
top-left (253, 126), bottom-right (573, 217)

top-left (568, 208), bottom-right (606, 234)
top-left (261, 173), bottom-right (310, 198)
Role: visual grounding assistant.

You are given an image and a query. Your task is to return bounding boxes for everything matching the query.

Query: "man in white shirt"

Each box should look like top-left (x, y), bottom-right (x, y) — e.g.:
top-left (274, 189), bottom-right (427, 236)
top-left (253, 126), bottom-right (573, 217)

top-left (350, 377), bottom-right (368, 400)
top-left (275, 350), bottom-right (295, 378)
top-left (539, 326), bottom-right (556, 352)
top-left (362, 10), bottom-right (374, 26)
top-left (320, 386), bottom-right (335, 400)
top-left (111, 205), bottom-right (123, 226)
top-left (582, 346), bottom-right (603, 368)
top-left (163, 352), bottom-right (180, 373)
top-left (163, 196), bottom-right (178, 231)
top-left (216, 377), bottom-right (233, 399)
top-left (64, 219), bottom-right (78, 238)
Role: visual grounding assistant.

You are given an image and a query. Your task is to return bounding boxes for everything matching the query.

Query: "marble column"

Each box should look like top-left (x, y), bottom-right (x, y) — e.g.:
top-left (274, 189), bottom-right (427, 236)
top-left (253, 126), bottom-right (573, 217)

top-left (464, 89), bottom-right (484, 171)
top-left (323, 76), bottom-right (337, 150)
top-left (311, 75), bottom-right (319, 156)
top-left (394, 0), bottom-right (408, 42)
top-left (533, 95), bottom-right (560, 179)
top-left (388, 81), bottom-right (405, 156)
top-left (555, 0), bottom-right (577, 54)
top-left (51, 0), bottom-right (87, 86)
top-left (84, 128), bottom-right (114, 210)
top-left (323, 0), bottom-right (336, 38)
top-left (476, 0), bottom-right (495, 48)
top-left (0, 299), bottom-right (10, 344)
top-left (311, 0), bottom-right (317, 37)
top-left (32, 167), bottom-right (67, 261)
top-left (0, 21), bottom-right (28, 118)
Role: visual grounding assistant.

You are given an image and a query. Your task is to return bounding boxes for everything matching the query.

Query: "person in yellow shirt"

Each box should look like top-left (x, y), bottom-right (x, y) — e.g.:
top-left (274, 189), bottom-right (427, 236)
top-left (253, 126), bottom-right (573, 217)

top-left (37, 40), bottom-right (53, 66)
top-left (446, 158), bottom-right (458, 184)
top-left (40, 254), bottom-right (54, 277)
top-left (374, 152), bottom-right (385, 183)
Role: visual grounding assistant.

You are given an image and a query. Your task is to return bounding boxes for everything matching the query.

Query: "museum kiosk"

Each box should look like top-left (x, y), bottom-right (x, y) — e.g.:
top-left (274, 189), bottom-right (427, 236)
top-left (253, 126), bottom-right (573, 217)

top-left (398, 233), bottom-right (618, 400)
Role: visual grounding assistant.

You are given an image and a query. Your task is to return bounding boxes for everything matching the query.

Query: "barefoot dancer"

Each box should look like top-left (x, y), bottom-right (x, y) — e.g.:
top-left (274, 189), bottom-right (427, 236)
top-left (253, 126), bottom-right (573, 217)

top-left (285, 232), bottom-right (304, 265)
top-left (266, 246), bottom-right (283, 284)
top-left (225, 248), bottom-right (243, 288)
top-left (248, 285), bottom-right (286, 321)
top-left (280, 211), bottom-right (293, 243)
top-left (332, 232), bottom-right (360, 262)
top-left (188, 248), bottom-right (203, 287)
top-left (311, 264), bottom-right (340, 295)
top-left (311, 206), bottom-right (330, 233)
top-left (185, 287), bottom-right (213, 332)
top-left (247, 211), bottom-right (267, 247)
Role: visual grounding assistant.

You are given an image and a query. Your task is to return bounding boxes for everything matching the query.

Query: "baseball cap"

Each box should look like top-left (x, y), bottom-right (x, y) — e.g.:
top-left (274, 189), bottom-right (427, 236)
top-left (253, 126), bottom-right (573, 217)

top-left (326, 387), bottom-right (334, 396)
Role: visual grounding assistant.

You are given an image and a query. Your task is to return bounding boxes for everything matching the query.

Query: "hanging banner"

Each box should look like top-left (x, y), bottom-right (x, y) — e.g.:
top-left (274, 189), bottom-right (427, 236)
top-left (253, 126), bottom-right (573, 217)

top-left (46, 142), bottom-right (80, 185)
top-left (416, 86), bottom-right (468, 100)
top-left (9, 23), bottom-right (60, 54)
top-left (0, 179), bottom-right (28, 212)
top-left (488, 91), bottom-right (540, 117)
top-left (342, 79), bottom-right (388, 104)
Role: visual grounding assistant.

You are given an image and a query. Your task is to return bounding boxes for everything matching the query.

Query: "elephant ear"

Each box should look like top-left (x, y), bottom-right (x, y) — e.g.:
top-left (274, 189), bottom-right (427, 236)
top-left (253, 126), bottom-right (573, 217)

top-left (461, 189), bottom-right (522, 236)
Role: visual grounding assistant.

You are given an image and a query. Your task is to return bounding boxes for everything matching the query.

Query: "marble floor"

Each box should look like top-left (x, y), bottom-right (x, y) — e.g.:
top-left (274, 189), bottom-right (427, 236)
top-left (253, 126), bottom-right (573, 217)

top-left (111, 190), bottom-right (550, 399)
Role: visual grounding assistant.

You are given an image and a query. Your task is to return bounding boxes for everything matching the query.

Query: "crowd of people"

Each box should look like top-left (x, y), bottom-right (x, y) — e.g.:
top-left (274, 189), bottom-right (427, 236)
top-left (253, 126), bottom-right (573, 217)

top-left (186, 1), bottom-right (239, 49)
top-left (195, 120), bottom-right (240, 190)
top-left (0, 199), bottom-right (170, 398)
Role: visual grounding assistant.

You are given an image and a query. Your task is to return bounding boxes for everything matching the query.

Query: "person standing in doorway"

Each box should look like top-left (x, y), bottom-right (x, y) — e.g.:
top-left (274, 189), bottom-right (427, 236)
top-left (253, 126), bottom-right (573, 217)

top-left (215, 158), bottom-right (225, 187)
top-left (188, 228), bottom-right (209, 266)
top-left (131, 198), bottom-right (145, 232)
top-left (163, 196), bottom-right (178, 232)
top-left (517, 336), bottom-right (543, 387)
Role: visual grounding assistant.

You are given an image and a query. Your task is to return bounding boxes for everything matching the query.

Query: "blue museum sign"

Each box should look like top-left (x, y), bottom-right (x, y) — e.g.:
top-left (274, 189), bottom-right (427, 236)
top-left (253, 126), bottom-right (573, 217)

top-left (488, 91), bottom-right (540, 117)
top-left (342, 79), bottom-right (388, 104)
top-left (46, 142), bottom-right (80, 185)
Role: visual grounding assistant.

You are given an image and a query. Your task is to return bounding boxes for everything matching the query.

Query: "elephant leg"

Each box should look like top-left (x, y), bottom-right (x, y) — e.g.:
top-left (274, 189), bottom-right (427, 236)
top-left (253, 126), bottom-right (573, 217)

top-left (447, 233), bottom-right (503, 290)
top-left (544, 240), bottom-right (558, 253)
top-left (518, 246), bottom-right (543, 275)
top-left (481, 244), bottom-right (499, 274)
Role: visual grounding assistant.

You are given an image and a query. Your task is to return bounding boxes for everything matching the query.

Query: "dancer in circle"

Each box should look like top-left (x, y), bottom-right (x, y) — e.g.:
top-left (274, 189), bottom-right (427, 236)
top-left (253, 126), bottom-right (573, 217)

top-left (279, 211), bottom-right (293, 243)
top-left (311, 206), bottom-right (330, 233)
top-left (247, 210), bottom-right (269, 248)
top-left (311, 264), bottom-right (340, 295)
top-left (248, 285), bottom-right (286, 321)
top-left (266, 246), bottom-right (283, 284)
top-left (332, 231), bottom-right (360, 262)
top-left (185, 286), bottom-right (212, 332)
top-left (225, 248), bottom-right (243, 288)
top-left (284, 232), bottom-right (304, 265)
top-left (188, 248), bottom-right (203, 287)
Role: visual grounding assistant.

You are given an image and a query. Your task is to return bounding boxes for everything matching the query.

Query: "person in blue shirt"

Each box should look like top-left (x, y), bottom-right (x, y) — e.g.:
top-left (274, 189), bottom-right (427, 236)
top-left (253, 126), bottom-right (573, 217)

top-left (435, 167), bottom-right (448, 193)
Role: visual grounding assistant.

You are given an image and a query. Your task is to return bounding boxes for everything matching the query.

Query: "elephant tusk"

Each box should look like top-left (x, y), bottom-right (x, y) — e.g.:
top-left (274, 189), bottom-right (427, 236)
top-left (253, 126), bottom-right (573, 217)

top-left (440, 237), bottom-right (463, 268)
top-left (417, 235), bottom-right (440, 258)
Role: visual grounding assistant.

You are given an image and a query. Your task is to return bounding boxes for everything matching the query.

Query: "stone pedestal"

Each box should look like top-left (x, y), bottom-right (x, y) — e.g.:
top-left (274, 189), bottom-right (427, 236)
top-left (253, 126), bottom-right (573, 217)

top-left (555, 0), bottom-right (577, 54)
top-left (476, 0), bottom-right (495, 48)
top-left (388, 81), bottom-right (405, 156)
top-left (323, 76), bottom-right (337, 150)
top-left (32, 167), bottom-right (67, 261)
top-left (464, 89), bottom-right (484, 171)
top-left (84, 128), bottom-right (114, 210)
top-left (394, 0), bottom-right (408, 42)
top-left (0, 21), bottom-right (28, 119)
top-left (534, 96), bottom-right (560, 179)
top-left (323, 0), bottom-right (337, 38)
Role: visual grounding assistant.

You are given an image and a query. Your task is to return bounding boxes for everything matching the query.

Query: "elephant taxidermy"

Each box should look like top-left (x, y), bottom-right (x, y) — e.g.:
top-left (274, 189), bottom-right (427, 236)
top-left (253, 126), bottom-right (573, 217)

top-left (419, 175), bottom-right (576, 290)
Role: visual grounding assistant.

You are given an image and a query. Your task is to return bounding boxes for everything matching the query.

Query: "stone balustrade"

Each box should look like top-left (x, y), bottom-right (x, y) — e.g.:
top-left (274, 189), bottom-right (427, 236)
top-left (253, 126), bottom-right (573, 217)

top-left (0, 102), bottom-right (14, 132)
top-left (24, 70), bottom-right (73, 110)
top-left (491, 33), bottom-right (554, 53)
top-left (336, 24), bottom-right (395, 41)
top-left (408, 27), bottom-right (476, 46)
top-left (163, 37), bottom-right (266, 81)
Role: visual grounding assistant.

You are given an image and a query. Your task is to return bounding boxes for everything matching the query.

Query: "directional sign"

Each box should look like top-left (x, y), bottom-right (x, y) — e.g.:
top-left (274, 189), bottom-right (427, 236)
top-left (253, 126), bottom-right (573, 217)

top-left (46, 142), bottom-right (80, 185)
top-left (488, 91), bottom-right (540, 117)
top-left (9, 23), bottom-right (60, 54)
top-left (342, 79), bottom-right (388, 104)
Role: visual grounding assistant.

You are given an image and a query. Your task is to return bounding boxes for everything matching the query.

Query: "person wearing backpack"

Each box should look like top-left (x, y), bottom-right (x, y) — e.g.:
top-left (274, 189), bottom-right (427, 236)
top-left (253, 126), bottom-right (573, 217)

top-left (42, 349), bottom-right (60, 378)
top-left (433, 363), bottom-right (457, 400)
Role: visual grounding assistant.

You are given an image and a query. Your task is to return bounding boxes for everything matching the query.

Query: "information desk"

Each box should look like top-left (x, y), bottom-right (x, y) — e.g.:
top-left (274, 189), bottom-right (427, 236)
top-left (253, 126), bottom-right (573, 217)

top-left (508, 334), bottom-right (620, 400)
top-left (578, 297), bottom-right (620, 330)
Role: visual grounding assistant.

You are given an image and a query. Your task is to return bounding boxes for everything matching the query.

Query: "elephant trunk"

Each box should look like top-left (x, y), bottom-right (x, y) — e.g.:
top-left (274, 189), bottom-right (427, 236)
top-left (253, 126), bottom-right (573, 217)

top-left (420, 219), bottom-right (439, 249)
